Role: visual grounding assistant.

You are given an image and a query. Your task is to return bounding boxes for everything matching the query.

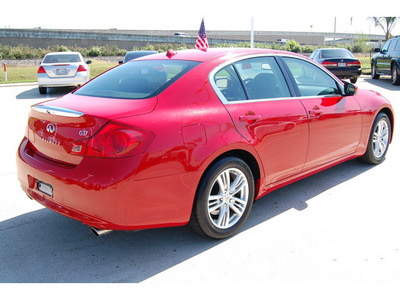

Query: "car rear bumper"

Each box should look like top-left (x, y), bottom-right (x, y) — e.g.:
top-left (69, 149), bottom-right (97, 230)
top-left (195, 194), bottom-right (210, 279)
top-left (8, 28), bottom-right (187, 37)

top-left (328, 68), bottom-right (362, 79)
top-left (16, 137), bottom-right (196, 230)
top-left (37, 72), bottom-right (90, 88)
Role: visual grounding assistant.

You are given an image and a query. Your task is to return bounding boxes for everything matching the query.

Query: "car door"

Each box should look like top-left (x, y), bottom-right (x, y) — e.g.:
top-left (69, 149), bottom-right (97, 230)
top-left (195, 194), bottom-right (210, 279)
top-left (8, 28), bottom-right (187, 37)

top-left (377, 40), bottom-right (393, 74)
top-left (212, 56), bottom-right (309, 185)
top-left (281, 56), bottom-right (362, 170)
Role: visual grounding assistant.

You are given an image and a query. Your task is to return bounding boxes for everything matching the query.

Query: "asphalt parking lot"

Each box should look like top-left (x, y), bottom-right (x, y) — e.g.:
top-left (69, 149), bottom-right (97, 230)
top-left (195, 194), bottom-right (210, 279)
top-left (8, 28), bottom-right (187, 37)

top-left (0, 77), bottom-right (399, 294)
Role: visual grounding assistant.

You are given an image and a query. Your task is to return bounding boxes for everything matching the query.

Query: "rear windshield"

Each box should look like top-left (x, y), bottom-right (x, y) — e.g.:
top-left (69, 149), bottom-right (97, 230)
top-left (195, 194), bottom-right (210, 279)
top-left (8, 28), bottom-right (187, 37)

top-left (123, 51), bottom-right (157, 63)
top-left (43, 54), bottom-right (81, 63)
top-left (74, 60), bottom-right (200, 99)
top-left (320, 49), bottom-right (354, 59)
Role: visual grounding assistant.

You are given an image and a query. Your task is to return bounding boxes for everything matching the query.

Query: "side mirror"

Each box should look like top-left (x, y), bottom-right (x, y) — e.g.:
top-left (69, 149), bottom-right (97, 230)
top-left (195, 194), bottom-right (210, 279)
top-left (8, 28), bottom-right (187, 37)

top-left (119, 61), bottom-right (123, 64)
top-left (374, 48), bottom-right (381, 53)
top-left (86, 60), bottom-right (92, 65)
top-left (344, 82), bottom-right (357, 96)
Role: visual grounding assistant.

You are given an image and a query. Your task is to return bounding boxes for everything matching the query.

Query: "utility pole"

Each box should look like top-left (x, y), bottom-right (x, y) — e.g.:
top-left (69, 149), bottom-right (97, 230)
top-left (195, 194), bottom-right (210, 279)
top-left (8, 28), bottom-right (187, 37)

top-left (334, 17), bottom-right (337, 46)
top-left (251, 17), bottom-right (254, 48)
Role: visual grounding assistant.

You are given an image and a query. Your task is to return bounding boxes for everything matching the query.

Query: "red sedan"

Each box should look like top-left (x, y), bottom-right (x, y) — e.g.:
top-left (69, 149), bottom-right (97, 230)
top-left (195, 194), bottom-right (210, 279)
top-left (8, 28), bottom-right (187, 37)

top-left (17, 48), bottom-right (394, 239)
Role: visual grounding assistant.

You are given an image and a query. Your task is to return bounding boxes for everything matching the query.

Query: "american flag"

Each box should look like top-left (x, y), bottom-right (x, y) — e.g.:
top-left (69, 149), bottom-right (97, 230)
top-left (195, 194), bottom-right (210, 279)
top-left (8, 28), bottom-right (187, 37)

top-left (195, 19), bottom-right (208, 51)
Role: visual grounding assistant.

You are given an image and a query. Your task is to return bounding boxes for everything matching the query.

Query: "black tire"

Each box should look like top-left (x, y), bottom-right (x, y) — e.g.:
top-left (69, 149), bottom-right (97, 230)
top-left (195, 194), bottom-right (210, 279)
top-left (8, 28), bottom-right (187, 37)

top-left (359, 113), bottom-right (391, 165)
top-left (371, 63), bottom-right (380, 79)
top-left (391, 65), bottom-right (400, 85)
top-left (39, 87), bottom-right (47, 94)
top-left (189, 157), bottom-right (255, 239)
top-left (350, 77), bottom-right (358, 84)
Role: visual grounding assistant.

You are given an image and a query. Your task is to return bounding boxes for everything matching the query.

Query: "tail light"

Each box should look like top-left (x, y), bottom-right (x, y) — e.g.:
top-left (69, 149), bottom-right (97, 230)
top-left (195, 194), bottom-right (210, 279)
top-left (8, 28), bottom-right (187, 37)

top-left (69, 123), bottom-right (154, 158)
top-left (77, 65), bottom-right (87, 72)
top-left (322, 61), bottom-right (338, 67)
top-left (38, 66), bottom-right (46, 74)
top-left (347, 61), bottom-right (361, 67)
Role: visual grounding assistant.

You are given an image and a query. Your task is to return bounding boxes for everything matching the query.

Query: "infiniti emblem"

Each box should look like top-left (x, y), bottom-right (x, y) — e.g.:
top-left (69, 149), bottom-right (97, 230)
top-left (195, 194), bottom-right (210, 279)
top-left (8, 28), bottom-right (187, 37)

top-left (46, 123), bottom-right (56, 133)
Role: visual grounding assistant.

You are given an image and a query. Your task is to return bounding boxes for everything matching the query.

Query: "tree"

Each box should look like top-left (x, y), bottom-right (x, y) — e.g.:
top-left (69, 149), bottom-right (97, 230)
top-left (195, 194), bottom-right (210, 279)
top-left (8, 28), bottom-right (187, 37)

top-left (369, 17), bottom-right (399, 40)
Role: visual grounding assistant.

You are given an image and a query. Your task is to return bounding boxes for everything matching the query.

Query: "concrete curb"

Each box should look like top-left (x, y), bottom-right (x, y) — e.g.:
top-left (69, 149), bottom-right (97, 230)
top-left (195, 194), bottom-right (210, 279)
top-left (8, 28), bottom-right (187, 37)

top-left (0, 82), bottom-right (38, 87)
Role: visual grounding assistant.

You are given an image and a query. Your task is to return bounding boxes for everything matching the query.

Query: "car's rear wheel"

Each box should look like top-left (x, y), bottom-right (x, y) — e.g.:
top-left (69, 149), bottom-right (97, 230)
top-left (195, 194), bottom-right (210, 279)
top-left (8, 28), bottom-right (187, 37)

top-left (391, 65), bottom-right (400, 85)
top-left (359, 113), bottom-right (391, 165)
top-left (371, 63), bottom-right (380, 79)
top-left (39, 87), bottom-right (47, 94)
top-left (189, 157), bottom-right (254, 239)
top-left (350, 77), bottom-right (358, 84)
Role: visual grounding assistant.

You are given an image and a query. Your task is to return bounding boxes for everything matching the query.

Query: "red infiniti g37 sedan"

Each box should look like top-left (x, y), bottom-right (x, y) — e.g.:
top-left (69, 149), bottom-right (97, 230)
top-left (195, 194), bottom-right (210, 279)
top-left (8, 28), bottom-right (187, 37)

top-left (17, 48), bottom-right (394, 239)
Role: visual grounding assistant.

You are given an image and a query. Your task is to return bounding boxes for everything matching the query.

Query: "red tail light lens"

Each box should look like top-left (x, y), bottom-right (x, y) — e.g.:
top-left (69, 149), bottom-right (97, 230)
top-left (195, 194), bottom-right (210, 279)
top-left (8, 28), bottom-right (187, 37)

top-left (347, 61), bottom-right (361, 67)
top-left (70, 123), bottom-right (154, 158)
top-left (38, 66), bottom-right (46, 74)
top-left (77, 65), bottom-right (87, 72)
top-left (322, 61), bottom-right (338, 67)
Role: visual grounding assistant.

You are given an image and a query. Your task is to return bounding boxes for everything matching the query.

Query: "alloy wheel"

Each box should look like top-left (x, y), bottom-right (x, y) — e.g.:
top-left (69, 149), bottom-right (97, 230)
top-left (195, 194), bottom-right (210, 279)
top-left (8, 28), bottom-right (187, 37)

top-left (372, 119), bottom-right (389, 159)
top-left (207, 167), bottom-right (249, 229)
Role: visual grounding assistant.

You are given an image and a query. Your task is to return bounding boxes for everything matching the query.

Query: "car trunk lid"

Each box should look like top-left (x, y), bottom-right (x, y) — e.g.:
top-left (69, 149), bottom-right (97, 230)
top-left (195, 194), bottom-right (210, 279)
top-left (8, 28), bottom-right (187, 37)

top-left (42, 63), bottom-right (80, 78)
top-left (27, 93), bottom-right (157, 165)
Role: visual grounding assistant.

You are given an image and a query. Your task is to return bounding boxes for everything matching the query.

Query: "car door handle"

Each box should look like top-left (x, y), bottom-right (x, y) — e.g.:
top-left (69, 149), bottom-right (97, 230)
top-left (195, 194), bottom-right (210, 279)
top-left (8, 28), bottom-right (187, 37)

top-left (239, 115), bottom-right (261, 122)
top-left (309, 108), bottom-right (324, 117)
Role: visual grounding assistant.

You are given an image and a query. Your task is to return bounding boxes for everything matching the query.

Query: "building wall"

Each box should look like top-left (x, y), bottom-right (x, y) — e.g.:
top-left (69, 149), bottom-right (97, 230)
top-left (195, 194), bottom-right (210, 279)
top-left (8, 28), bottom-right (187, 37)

top-left (0, 28), bottom-right (384, 49)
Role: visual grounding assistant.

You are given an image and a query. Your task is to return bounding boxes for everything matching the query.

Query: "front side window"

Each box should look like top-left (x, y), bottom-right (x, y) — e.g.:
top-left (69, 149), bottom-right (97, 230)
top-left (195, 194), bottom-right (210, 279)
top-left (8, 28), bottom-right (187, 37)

top-left (381, 40), bottom-right (392, 52)
top-left (395, 39), bottom-right (400, 51)
top-left (388, 39), bottom-right (397, 52)
top-left (74, 60), bottom-right (199, 99)
top-left (283, 57), bottom-right (340, 97)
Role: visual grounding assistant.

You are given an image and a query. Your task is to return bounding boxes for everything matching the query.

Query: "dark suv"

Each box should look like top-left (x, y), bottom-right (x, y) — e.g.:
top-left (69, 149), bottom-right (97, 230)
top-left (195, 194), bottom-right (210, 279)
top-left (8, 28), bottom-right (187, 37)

top-left (371, 36), bottom-right (400, 85)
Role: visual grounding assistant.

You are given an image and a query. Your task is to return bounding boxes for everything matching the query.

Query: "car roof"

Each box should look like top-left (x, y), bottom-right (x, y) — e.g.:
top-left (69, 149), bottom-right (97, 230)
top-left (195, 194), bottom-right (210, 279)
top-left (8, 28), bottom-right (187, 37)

top-left (125, 50), bottom-right (158, 54)
top-left (134, 48), bottom-right (302, 63)
top-left (319, 48), bottom-right (349, 51)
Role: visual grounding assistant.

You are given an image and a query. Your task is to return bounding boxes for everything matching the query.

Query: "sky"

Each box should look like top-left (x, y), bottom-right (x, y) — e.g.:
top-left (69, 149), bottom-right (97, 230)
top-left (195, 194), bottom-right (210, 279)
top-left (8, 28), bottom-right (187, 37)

top-left (2, 0), bottom-right (400, 36)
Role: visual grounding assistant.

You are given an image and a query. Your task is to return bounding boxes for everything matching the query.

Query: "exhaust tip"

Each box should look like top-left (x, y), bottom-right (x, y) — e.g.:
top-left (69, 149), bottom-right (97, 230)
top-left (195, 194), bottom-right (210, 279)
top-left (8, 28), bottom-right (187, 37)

top-left (90, 227), bottom-right (113, 237)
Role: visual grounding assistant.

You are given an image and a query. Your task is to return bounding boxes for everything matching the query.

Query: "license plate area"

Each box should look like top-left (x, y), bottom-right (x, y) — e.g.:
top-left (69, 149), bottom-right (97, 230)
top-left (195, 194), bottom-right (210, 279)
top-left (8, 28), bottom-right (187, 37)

top-left (37, 180), bottom-right (53, 196)
top-left (338, 62), bottom-right (346, 67)
top-left (55, 68), bottom-right (70, 76)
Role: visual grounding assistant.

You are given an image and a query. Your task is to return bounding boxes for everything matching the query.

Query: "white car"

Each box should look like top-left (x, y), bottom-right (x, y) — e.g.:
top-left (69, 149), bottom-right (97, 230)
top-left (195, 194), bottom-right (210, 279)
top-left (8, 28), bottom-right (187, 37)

top-left (37, 52), bottom-right (91, 94)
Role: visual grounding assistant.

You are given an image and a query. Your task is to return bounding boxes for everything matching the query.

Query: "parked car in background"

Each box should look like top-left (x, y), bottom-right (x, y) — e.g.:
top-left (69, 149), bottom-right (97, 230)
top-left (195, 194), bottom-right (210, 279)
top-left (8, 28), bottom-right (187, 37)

top-left (18, 48), bottom-right (394, 240)
top-left (119, 51), bottom-right (158, 64)
top-left (174, 32), bottom-right (187, 37)
top-left (37, 52), bottom-right (91, 94)
top-left (310, 48), bottom-right (361, 83)
top-left (371, 36), bottom-right (400, 85)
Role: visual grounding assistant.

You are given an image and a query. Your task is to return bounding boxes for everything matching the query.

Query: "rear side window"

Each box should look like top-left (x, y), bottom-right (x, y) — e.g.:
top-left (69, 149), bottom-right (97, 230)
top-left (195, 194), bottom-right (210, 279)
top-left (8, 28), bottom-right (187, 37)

top-left (234, 57), bottom-right (291, 100)
top-left (213, 56), bottom-right (291, 102)
top-left (75, 60), bottom-right (199, 99)
top-left (214, 65), bottom-right (247, 101)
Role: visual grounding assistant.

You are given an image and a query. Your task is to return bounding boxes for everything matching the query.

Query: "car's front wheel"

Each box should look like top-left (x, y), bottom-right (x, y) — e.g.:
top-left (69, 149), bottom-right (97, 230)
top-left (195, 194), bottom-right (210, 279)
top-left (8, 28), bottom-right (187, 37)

top-left (391, 65), bottom-right (400, 85)
top-left (359, 112), bottom-right (391, 165)
top-left (189, 157), bottom-right (254, 239)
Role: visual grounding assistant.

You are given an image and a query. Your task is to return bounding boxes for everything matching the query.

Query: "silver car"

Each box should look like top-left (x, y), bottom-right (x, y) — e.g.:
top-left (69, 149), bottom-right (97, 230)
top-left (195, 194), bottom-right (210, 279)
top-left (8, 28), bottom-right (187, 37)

top-left (37, 52), bottom-right (92, 94)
